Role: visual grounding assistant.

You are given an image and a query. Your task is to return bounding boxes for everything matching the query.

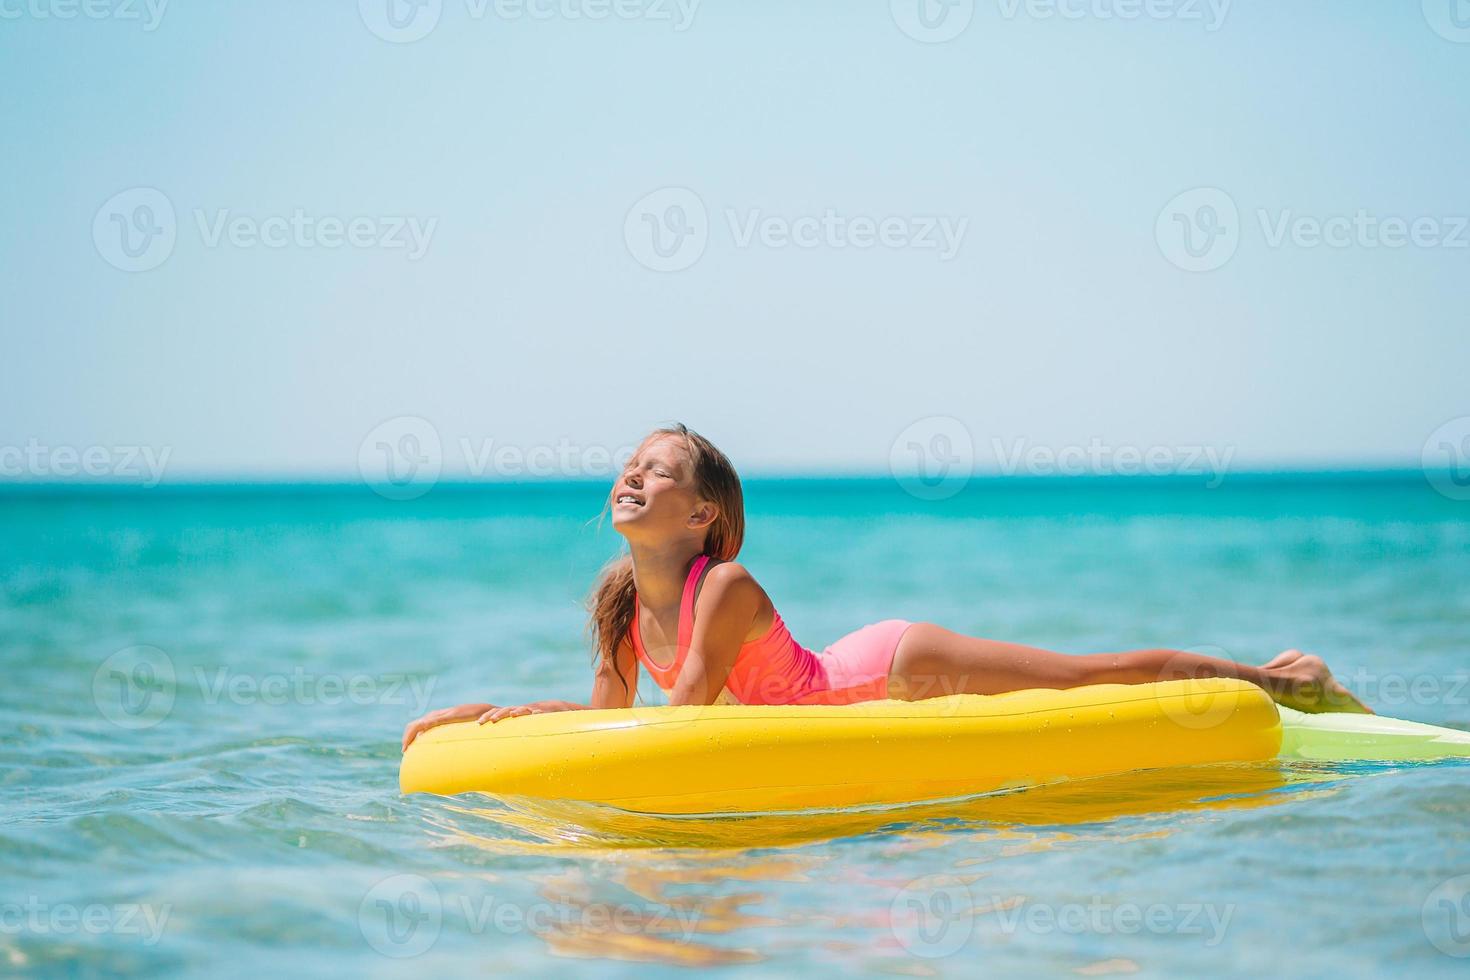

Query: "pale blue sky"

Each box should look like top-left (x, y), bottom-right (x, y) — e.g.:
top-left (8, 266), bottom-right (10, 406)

top-left (3, 2), bottom-right (1468, 480)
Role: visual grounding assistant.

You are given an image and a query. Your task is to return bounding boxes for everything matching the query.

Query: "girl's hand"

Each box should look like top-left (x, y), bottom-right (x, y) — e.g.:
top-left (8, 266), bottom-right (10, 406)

top-left (477, 700), bottom-right (574, 724)
top-left (1261, 649), bottom-right (1373, 714)
top-left (402, 703), bottom-right (494, 751)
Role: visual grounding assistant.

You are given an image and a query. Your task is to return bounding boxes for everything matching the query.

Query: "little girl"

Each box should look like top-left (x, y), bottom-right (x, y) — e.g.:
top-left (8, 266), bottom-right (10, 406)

top-left (403, 424), bottom-right (1369, 749)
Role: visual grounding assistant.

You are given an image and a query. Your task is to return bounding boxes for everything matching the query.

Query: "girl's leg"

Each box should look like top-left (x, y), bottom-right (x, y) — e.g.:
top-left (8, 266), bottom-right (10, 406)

top-left (887, 623), bottom-right (1371, 713)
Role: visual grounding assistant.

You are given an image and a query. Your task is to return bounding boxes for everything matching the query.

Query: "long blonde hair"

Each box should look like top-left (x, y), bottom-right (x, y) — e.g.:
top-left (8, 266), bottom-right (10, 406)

top-left (587, 424), bottom-right (744, 692)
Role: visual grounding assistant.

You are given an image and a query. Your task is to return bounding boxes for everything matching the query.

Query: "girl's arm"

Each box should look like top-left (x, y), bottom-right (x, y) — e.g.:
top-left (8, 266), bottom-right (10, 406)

top-left (478, 639), bottom-right (640, 722)
top-left (400, 641), bottom-right (640, 750)
top-left (591, 637), bottom-right (640, 710)
top-left (669, 562), bottom-right (762, 707)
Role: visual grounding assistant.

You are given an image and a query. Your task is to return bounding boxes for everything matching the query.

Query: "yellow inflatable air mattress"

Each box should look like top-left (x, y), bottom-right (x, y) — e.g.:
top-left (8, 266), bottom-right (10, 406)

top-left (400, 678), bottom-right (1285, 815)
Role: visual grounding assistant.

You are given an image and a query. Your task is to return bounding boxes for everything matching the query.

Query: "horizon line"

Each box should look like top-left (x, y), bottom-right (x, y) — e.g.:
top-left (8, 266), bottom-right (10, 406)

top-left (0, 465), bottom-right (1448, 495)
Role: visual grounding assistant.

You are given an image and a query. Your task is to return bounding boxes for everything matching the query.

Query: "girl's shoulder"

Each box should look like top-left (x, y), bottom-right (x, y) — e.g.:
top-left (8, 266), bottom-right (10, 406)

top-left (695, 560), bottom-right (777, 641)
top-left (700, 559), bottom-right (759, 591)
top-left (696, 559), bottom-right (770, 609)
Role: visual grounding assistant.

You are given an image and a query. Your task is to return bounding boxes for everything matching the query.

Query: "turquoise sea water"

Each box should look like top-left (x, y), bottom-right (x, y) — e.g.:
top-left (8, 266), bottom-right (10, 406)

top-left (2, 475), bottom-right (1468, 977)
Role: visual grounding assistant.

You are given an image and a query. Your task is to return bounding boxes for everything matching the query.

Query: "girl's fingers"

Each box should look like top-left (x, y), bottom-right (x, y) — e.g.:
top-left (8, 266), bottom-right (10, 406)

top-left (406, 705), bottom-right (503, 749)
top-left (478, 705), bottom-right (533, 724)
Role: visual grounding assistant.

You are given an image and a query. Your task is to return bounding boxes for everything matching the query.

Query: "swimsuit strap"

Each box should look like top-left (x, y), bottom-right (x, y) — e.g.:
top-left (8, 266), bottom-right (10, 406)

top-left (676, 554), bottom-right (713, 664)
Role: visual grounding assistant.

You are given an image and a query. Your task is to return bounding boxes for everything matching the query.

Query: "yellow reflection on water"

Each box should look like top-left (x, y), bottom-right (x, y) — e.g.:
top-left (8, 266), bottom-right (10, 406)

top-left (540, 925), bottom-right (763, 966)
top-left (411, 762), bottom-right (1351, 967)
top-left (515, 866), bottom-right (772, 966)
top-left (424, 761), bottom-right (1318, 852)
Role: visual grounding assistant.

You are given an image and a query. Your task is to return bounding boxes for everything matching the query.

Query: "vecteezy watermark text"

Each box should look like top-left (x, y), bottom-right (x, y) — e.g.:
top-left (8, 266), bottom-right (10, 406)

top-left (1157, 187), bottom-right (1469, 272)
top-left (92, 645), bottom-right (439, 729)
top-left (624, 187), bottom-right (968, 273)
top-left (989, 896), bottom-right (1234, 946)
top-left (725, 208), bottom-right (966, 257)
top-left (890, 0), bottom-right (1230, 43)
top-left (1257, 209), bottom-right (1470, 251)
top-left (996, 0), bottom-right (1230, 29)
top-left (0, 898), bottom-right (171, 946)
top-left (358, 416), bottom-right (638, 500)
top-left (358, 0), bottom-right (701, 43)
top-left (93, 188), bottom-right (437, 272)
top-left (192, 667), bottom-right (437, 711)
top-left (0, 0), bottom-right (168, 30)
top-left (1342, 669), bottom-right (1470, 710)
top-left (193, 210), bottom-right (436, 259)
top-left (0, 440), bottom-right (171, 486)
top-left (886, 417), bottom-right (1236, 501)
top-left (993, 437), bottom-right (1235, 486)
top-left (889, 876), bottom-right (1234, 958)
top-left (358, 874), bottom-right (706, 959)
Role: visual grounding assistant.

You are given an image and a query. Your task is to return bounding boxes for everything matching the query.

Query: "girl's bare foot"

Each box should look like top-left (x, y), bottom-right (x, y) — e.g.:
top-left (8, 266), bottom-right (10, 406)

top-left (1261, 649), bottom-right (1374, 714)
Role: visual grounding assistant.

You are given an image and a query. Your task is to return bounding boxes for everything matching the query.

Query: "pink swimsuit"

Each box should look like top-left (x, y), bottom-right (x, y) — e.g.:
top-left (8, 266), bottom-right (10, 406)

top-left (629, 555), bottom-right (914, 705)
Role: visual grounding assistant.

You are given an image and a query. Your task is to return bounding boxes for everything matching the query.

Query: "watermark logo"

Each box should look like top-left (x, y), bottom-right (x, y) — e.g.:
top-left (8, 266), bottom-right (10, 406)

top-left (624, 187), bottom-right (709, 273)
top-left (890, 416), bottom-right (975, 501)
top-left (1423, 0), bottom-right (1470, 43)
top-left (93, 188), bottom-right (177, 273)
top-left (92, 645), bottom-right (176, 730)
top-left (1423, 874), bottom-right (1470, 957)
top-left (1154, 646), bottom-right (1245, 730)
top-left (0, 0), bottom-right (169, 30)
top-left (360, 874), bottom-right (443, 958)
top-left (1423, 416), bottom-right (1470, 502)
top-left (891, 0), bottom-right (974, 43)
top-left (359, 416), bottom-right (444, 501)
top-left (890, 876), bottom-right (974, 957)
top-left (359, 0), bottom-right (443, 43)
top-left (1156, 187), bottom-right (1239, 272)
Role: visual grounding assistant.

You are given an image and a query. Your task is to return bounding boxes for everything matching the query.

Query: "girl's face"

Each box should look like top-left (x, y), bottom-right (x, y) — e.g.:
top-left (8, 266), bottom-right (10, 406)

top-left (611, 435), bottom-right (714, 541)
